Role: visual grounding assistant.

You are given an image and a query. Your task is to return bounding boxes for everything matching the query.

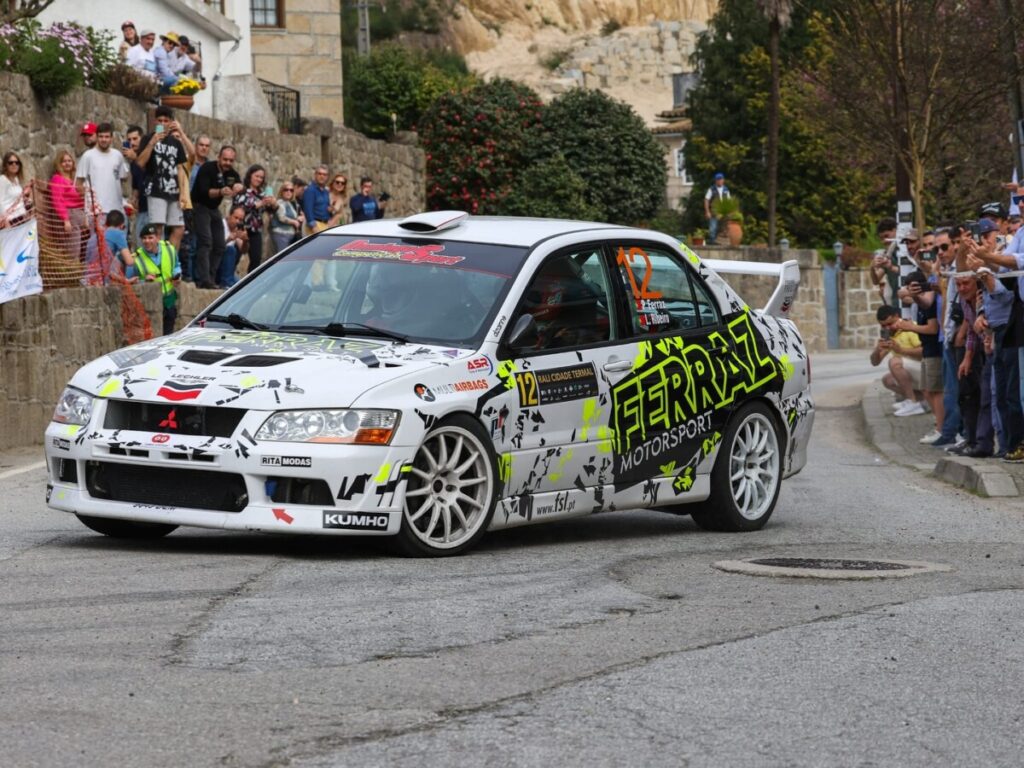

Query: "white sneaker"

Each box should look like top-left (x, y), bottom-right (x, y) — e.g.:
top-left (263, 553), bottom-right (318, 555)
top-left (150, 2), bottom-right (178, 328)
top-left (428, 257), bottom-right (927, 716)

top-left (894, 401), bottom-right (927, 417)
top-left (892, 399), bottom-right (909, 411)
top-left (918, 430), bottom-right (942, 444)
top-left (943, 439), bottom-right (967, 452)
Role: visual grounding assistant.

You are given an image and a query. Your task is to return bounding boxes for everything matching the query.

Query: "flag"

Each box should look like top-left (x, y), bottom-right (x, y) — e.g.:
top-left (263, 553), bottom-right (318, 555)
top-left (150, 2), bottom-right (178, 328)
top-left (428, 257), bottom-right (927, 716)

top-left (0, 220), bottom-right (43, 305)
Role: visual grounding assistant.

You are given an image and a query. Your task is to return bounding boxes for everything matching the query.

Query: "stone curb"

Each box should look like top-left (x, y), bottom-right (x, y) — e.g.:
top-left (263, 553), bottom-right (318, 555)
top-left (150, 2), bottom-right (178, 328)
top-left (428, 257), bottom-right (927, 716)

top-left (860, 381), bottom-right (1018, 497)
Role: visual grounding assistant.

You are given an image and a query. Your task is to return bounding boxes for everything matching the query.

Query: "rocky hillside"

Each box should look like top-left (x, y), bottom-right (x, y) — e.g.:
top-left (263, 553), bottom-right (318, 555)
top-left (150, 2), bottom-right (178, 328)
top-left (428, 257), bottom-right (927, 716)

top-left (443, 1), bottom-right (716, 125)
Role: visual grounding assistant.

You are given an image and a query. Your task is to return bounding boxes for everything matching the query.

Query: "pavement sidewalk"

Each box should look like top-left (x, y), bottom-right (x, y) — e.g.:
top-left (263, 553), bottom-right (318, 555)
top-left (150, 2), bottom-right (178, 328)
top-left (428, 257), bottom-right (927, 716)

top-left (861, 381), bottom-right (1024, 497)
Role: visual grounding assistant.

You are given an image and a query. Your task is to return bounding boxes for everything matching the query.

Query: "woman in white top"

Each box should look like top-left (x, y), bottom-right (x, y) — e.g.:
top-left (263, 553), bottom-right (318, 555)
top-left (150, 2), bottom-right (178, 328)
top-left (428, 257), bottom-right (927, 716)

top-left (0, 151), bottom-right (32, 228)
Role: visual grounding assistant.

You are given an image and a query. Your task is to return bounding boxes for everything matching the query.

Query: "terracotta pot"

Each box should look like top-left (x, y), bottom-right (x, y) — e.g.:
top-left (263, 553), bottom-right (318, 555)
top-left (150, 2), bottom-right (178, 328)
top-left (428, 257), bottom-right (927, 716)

top-left (160, 94), bottom-right (195, 111)
top-left (725, 219), bottom-right (743, 246)
top-left (691, 237), bottom-right (705, 246)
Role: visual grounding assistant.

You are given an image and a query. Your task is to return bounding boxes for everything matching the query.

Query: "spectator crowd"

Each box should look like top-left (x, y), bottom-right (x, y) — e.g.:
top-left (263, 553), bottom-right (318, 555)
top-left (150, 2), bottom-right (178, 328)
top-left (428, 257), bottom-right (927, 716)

top-left (869, 202), bottom-right (1024, 463)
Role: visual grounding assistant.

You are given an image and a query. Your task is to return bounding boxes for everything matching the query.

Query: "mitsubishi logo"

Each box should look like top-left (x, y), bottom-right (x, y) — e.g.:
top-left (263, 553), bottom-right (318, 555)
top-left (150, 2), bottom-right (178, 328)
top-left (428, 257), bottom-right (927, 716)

top-left (159, 409), bottom-right (178, 430)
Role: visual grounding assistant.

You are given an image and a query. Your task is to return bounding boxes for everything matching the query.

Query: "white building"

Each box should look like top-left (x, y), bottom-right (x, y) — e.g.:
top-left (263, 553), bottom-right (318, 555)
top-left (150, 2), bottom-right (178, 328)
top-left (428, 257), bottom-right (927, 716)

top-left (39, 0), bottom-right (276, 127)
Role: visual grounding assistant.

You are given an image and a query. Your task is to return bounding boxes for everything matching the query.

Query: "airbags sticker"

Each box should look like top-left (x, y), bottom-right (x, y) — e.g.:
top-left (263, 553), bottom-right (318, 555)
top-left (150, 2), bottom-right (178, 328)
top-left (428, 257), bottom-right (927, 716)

top-left (514, 363), bottom-right (598, 407)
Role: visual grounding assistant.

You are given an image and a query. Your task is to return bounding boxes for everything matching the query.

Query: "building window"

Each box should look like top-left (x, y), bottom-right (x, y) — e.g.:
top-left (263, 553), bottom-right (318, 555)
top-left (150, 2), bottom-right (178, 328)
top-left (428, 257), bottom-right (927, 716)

top-left (251, 0), bottom-right (285, 28)
top-left (674, 144), bottom-right (693, 185)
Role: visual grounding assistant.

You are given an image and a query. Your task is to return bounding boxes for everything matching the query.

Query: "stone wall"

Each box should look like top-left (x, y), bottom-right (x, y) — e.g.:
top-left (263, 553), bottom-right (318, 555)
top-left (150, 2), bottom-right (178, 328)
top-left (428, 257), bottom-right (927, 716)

top-left (0, 283), bottom-right (162, 452)
top-left (0, 71), bottom-right (424, 218)
top-left (838, 268), bottom-right (883, 349)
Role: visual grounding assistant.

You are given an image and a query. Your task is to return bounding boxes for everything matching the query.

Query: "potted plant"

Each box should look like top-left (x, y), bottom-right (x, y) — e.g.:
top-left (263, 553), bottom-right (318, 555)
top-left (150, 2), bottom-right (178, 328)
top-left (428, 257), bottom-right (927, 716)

top-left (712, 196), bottom-right (744, 246)
top-left (161, 76), bottom-right (203, 110)
top-left (689, 228), bottom-right (707, 246)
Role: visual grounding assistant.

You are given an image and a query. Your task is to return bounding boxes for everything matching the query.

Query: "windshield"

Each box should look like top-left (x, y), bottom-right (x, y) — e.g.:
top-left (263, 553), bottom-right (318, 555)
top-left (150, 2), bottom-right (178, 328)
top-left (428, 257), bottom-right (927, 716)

top-left (205, 235), bottom-right (529, 346)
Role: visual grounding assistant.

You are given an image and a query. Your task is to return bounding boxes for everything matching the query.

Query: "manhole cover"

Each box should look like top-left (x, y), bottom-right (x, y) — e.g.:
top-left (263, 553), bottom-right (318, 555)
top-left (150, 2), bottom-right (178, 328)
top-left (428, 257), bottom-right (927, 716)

top-left (712, 557), bottom-right (952, 580)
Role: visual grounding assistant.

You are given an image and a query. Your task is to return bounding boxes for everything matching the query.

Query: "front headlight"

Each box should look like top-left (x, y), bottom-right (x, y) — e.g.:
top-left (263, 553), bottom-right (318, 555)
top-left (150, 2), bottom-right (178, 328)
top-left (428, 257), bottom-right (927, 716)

top-left (53, 387), bottom-right (95, 426)
top-left (255, 409), bottom-right (399, 445)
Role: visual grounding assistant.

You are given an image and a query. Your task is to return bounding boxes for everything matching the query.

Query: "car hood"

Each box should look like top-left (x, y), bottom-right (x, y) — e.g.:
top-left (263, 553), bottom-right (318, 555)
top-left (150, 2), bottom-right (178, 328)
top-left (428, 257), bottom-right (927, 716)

top-left (69, 327), bottom-right (473, 409)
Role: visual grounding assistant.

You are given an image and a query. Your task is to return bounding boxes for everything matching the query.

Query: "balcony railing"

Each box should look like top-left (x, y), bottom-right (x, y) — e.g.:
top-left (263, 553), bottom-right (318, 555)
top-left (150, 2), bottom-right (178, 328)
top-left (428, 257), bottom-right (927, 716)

top-left (259, 79), bottom-right (301, 134)
top-left (202, 0), bottom-right (226, 13)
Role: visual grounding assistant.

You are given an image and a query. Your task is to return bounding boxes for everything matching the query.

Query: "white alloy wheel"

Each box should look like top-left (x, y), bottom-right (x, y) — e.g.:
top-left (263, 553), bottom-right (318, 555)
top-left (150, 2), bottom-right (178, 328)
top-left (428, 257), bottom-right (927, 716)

top-left (402, 423), bottom-right (495, 553)
top-left (729, 411), bottom-right (780, 521)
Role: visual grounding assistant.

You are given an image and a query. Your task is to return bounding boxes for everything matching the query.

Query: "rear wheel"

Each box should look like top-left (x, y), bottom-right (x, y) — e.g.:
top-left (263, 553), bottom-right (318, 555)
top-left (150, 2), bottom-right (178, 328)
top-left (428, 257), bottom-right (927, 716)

top-left (76, 514), bottom-right (178, 539)
top-left (690, 402), bottom-right (782, 532)
top-left (392, 415), bottom-right (497, 557)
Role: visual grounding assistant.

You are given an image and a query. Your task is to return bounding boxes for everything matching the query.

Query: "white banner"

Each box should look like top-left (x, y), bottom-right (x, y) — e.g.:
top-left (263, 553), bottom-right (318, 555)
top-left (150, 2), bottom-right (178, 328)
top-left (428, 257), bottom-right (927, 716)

top-left (0, 220), bottom-right (43, 305)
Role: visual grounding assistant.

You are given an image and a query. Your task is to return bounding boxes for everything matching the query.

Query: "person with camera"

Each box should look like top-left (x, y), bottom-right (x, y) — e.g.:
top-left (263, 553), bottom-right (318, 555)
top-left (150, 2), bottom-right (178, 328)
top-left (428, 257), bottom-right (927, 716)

top-left (871, 304), bottom-right (925, 414)
top-left (964, 219), bottom-right (1024, 459)
top-left (949, 273), bottom-right (996, 457)
top-left (350, 176), bottom-right (388, 222)
top-left (890, 271), bottom-right (944, 433)
top-left (135, 106), bottom-right (194, 254)
top-left (870, 218), bottom-right (900, 305)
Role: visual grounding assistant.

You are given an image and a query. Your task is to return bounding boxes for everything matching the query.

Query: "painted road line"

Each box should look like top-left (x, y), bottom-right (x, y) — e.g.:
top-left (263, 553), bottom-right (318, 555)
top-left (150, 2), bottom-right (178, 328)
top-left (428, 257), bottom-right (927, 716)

top-left (0, 460), bottom-right (47, 481)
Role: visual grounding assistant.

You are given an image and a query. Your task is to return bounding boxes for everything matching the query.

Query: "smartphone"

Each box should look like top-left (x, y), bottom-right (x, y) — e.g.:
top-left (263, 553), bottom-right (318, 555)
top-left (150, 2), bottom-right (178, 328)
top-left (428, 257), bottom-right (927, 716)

top-left (264, 186), bottom-right (273, 196)
top-left (155, 124), bottom-right (165, 134)
top-left (880, 328), bottom-right (892, 341)
top-left (122, 140), bottom-right (130, 149)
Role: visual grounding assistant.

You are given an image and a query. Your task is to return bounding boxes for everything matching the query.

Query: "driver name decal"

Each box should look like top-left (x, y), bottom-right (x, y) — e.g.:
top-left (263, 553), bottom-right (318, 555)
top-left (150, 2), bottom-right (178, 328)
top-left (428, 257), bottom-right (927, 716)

top-left (333, 240), bottom-right (465, 266)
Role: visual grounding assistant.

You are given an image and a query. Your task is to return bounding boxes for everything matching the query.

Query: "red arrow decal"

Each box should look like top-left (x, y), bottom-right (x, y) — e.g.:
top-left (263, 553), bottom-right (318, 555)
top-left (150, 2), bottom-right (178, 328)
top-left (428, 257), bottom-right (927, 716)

top-left (272, 508), bottom-right (294, 525)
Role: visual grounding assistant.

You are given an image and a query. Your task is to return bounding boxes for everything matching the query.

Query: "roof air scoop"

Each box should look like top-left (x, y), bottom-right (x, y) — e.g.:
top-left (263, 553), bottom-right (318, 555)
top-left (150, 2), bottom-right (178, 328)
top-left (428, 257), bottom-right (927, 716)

top-left (397, 211), bottom-right (469, 233)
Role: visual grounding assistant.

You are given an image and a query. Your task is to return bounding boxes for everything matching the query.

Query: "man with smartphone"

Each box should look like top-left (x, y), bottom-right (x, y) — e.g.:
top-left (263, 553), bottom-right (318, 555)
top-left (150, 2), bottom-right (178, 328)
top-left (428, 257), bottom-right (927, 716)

top-left (871, 304), bottom-right (924, 413)
top-left (136, 105), bottom-right (195, 253)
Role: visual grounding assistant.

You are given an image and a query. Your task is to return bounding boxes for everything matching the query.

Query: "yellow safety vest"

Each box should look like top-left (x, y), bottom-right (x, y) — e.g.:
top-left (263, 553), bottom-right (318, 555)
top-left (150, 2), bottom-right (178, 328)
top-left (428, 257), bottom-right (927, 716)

top-left (135, 241), bottom-right (178, 307)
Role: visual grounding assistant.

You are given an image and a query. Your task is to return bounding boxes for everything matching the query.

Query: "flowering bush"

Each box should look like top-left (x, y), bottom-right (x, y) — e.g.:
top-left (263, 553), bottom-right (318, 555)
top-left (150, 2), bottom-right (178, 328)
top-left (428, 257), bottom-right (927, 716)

top-left (0, 20), bottom-right (116, 100)
top-left (169, 76), bottom-right (202, 96)
top-left (104, 63), bottom-right (158, 101)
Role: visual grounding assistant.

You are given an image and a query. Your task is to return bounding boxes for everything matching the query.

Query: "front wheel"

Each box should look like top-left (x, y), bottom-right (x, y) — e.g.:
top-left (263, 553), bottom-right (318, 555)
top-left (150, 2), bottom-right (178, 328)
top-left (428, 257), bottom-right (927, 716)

top-left (690, 402), bottom-right (782, 532)
top-left (76, 514), bottom-right (178, 539)
top-left (391, 415), bottom-right (497, 557)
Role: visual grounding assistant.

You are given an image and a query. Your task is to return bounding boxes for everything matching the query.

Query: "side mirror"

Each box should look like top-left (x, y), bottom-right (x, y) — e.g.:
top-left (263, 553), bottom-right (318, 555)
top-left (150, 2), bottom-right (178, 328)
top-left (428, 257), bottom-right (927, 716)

top-left (506, 314), bottom-right (539, 351)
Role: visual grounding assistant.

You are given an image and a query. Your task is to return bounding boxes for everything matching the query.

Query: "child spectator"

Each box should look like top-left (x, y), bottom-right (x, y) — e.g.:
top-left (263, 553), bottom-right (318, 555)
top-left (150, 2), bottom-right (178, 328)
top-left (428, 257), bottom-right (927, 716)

top-left (104, 210), bottom-right (136, 282)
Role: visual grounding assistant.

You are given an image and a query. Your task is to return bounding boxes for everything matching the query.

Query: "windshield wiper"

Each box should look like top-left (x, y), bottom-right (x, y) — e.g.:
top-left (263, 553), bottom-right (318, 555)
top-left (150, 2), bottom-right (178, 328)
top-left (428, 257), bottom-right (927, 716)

top-left (205, 313), bottom-right (269, 331)
top-left (276, 322), bottom-right (408, 344)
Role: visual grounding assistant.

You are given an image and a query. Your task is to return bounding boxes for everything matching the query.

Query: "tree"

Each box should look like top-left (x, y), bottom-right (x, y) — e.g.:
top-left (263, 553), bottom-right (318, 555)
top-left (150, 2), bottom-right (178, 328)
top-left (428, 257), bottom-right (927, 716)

top-left (1, 0), bottom-right (54, 25)
top-left (683, 0), bottom-right (881, 245)
top-left (419, 78), bottom-right (545, 213)
top-left (540, 88), bottom-right (666, 225)
top-left (755, 0), bottom-right (792, 246)
top-left (804, 0), bottom-right (1004, 229)
top-left (343, 44), bottom-right (473, 138)
top-left (502, 153), bottom-right (601, 220)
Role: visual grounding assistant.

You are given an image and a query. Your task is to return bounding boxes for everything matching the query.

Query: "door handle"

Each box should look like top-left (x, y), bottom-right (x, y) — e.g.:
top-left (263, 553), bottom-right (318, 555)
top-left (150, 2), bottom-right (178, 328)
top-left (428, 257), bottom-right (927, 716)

top-left (603, 360), bottom-right (633, 372)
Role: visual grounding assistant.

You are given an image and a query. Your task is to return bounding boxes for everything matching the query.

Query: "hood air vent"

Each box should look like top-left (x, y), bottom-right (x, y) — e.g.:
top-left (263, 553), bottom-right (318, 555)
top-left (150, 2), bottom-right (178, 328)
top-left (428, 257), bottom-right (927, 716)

top-left (223, 355), bottom-right (300, 367)
top-left (180, 350), bottom-right (233, 365)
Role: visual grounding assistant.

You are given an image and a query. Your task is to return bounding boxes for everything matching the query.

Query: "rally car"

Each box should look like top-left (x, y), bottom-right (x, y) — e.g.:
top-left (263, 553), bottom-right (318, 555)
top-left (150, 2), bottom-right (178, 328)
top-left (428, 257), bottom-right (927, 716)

top-left (44, 211), bottom-right (814, 556)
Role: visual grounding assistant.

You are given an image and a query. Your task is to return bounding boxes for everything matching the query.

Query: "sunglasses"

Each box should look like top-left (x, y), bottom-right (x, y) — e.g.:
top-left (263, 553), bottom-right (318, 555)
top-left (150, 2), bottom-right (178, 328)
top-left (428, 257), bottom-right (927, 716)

top-left (282, 187), bottom-right (294, 192)
top-left (6, 159), bottom-right (21, 166)
top-left (334, 179), bottom-right (347, 185)
top-left (936, 243), bottom-right (951, 252)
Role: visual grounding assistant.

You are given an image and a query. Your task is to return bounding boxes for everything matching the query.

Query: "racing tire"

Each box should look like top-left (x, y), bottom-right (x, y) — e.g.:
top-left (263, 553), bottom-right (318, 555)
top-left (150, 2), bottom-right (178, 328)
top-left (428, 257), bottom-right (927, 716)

top-left (76, 514), bottom-right (178, 539)
top-left (690, 401), bottom-right (782, 532)
top-left (391, 414), bottom-right (498, 557)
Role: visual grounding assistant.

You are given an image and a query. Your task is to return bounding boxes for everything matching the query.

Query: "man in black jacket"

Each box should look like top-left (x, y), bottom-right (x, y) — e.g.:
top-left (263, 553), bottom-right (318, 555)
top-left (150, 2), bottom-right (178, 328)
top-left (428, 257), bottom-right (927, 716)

top-left (190, 145), bottom-right (242, 289)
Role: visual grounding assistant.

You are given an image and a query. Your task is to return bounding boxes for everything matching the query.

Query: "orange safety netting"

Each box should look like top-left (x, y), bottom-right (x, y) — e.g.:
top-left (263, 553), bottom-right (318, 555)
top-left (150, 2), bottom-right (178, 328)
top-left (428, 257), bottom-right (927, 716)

top-left (28, 177), bottom-right (153, 345)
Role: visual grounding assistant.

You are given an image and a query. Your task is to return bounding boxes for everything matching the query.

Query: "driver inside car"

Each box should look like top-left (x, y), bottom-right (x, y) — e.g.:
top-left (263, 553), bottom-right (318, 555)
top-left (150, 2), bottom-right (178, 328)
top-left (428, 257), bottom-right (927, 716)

top-left (524, 256), bottom-right (609, 350)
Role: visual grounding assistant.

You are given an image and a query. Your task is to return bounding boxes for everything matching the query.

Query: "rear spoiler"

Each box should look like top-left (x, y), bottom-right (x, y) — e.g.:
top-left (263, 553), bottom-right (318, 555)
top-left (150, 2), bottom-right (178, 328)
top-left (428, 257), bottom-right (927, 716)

top-left (703, 258), bottom-right (800, 318)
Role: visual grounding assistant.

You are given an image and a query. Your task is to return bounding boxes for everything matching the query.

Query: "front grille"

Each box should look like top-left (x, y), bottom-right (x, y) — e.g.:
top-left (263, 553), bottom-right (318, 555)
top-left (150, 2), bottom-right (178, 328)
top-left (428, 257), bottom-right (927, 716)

top-left (57, 458), bottom-right (78, 484)
top-left (104, 400), bottom-right (245, 437)
top-left (85, 461), bottom-right (247, 512)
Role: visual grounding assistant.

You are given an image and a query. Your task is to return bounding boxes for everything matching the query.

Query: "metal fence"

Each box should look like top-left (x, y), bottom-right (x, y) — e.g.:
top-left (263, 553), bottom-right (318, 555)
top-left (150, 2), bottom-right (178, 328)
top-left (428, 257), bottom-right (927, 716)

top-left (259, 78), bottom-right (301, 135)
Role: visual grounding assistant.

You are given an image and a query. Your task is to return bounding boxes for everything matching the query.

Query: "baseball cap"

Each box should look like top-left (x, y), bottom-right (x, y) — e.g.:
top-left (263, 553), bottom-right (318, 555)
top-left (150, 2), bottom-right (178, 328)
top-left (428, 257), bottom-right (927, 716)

top-left (976, 218), bottom-right (1000, 235)
top-left (121, 20), bottom-right (135, 30)
top-left (80, 122), bottom-right (97, 136)
top-left (980, 201), bottom-right (1007, 219)
top-left (901, 227), bottom-right (920, 241)
top-left (139, 29), bottom-right (156, 38)
top-left (140, 224), bottom-right (158, 238)
top-left (714, 172), bottom-right (725, 180)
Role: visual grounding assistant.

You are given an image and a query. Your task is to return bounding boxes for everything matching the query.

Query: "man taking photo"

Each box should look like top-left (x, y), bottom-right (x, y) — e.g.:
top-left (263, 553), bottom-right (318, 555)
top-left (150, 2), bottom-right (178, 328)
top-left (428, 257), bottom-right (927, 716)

top-left (870, 304), bottom-right (924, 415)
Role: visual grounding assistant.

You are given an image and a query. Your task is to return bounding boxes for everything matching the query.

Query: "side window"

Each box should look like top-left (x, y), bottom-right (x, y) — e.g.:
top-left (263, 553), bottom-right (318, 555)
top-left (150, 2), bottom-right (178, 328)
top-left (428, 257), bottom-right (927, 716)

top-left (518, 248), bottom-right (615, 352)
top-left (613, 244), bottom-right (717, 335)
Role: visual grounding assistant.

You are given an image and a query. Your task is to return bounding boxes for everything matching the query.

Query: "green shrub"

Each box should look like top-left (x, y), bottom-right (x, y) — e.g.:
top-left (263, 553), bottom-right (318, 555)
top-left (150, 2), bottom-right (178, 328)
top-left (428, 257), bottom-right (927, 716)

top-left (420, 78), bottom-right (545, 213)
top-left (502, 153), bottom-right (601, 220)
top-left (540, 47), bottom-right (570, 71)
top-left (540, 88), bottom-right (667, 225)
top-left (0, 20), bottom-right (116, 101)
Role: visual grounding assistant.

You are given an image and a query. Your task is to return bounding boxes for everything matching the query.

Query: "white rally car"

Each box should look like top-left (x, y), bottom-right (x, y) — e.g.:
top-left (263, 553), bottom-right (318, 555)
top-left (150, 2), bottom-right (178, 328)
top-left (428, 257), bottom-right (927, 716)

top-left (45, 212), bottom-right (814, 556)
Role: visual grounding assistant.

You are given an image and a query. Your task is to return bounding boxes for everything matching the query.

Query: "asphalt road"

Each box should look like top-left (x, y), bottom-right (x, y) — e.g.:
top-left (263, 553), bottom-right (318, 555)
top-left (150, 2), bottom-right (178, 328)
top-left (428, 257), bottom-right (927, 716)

top-left (2, 351), bottom-right (1023, 767)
